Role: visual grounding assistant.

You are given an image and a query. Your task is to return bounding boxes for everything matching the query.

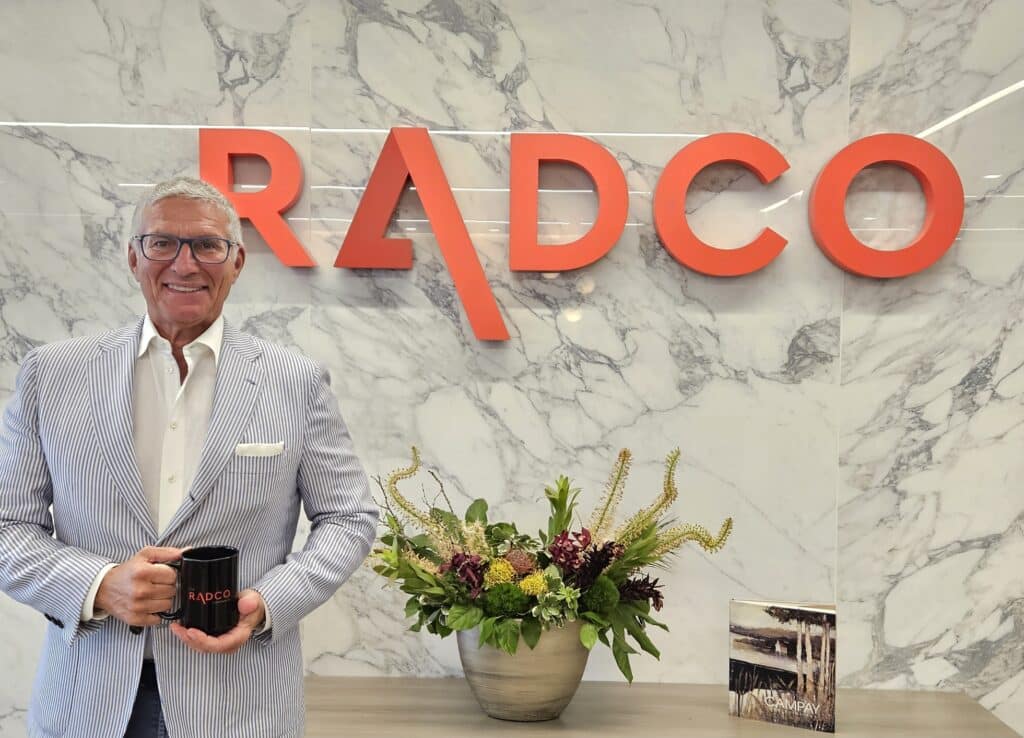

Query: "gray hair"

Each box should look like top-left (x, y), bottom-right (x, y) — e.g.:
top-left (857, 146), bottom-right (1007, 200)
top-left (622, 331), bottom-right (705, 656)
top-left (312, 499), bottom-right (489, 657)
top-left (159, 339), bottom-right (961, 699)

top-left (130, 176), bottom-right (243, 244)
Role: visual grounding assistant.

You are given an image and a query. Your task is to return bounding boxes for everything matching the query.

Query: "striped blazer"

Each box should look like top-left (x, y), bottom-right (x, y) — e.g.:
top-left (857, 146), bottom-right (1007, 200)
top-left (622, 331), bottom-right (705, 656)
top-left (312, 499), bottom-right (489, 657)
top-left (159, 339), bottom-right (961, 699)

top-left (0, 317), bottom-right (378, 738)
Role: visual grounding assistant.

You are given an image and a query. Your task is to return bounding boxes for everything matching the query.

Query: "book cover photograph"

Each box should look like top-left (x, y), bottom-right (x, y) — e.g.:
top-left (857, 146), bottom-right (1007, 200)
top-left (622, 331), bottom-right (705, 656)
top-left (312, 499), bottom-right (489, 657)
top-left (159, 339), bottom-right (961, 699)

top-left (729, 600), bottom-right (836, 733)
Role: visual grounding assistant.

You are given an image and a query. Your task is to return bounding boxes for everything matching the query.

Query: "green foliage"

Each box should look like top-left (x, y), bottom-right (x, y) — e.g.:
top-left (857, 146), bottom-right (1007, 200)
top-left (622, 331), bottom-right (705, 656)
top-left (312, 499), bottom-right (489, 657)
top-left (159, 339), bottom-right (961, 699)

top-left (520, 616), bottom-right (542, 649)
top-left (542, 475), bottom-right (580, 545)
top-left (580, 622), bottom-right (599, 650)
top-left (604, 520), bottom-right (663, 583)
top-left (482, 583), bottom-right (532, 618)
top-left (464, 499), bottom-right (488, 525)
top-left (579, 575), bottom-right (620, 615)
top-left (530, 567), bottom-right (581, 627)
top-left (485, 521), bottom-right (539, 555)
top-left (479, 616), bottom-right (522, 654)
top-left (446, 603), bottom-right (484, 631)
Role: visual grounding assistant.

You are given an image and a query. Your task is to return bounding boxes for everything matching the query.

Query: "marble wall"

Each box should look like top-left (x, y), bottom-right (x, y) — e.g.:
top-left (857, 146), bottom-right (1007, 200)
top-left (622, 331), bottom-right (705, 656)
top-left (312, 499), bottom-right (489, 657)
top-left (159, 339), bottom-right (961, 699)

top-left (0, 0), bottom-right (1019, 735)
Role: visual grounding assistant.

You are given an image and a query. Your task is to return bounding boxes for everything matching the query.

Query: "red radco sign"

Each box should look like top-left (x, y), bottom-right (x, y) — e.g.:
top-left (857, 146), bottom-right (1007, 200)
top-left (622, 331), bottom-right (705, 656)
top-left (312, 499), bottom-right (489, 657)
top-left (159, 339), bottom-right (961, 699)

top-left (198, 128), bottom-right (963, 341)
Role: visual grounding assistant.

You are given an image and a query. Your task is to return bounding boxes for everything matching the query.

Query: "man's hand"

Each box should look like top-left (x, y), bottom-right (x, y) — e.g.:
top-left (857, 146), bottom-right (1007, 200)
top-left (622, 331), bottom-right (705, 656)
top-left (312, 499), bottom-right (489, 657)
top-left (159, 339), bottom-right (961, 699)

top-left (95, 546), bottom-right (185, 627)
top-left (170, 589), bottom-right (266, 655)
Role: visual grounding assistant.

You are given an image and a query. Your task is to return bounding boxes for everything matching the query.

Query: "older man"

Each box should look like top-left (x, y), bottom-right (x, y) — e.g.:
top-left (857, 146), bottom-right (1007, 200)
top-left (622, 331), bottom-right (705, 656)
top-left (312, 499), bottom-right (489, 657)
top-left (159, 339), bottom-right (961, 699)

top-left (0, 176), bottom-right (378, 737)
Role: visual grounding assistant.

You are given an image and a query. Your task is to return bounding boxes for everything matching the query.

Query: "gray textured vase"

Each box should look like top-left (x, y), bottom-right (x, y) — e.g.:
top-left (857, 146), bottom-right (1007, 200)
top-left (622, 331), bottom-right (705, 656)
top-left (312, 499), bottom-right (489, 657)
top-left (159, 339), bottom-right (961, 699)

top-left (457, 619), bottom-right (589, 721)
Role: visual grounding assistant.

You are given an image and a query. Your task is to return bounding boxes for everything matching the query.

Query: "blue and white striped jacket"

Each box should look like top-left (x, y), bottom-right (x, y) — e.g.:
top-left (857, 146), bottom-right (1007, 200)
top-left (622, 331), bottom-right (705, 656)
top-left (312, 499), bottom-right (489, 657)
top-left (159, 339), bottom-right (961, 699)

top-left (0, 317), bottom-right (378, 738)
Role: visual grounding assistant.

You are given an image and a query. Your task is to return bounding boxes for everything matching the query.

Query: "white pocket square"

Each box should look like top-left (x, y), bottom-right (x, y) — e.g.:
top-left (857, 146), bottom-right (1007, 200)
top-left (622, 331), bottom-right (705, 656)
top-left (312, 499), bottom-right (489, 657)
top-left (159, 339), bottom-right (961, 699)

top-left (234, 442), bottom-right (285, 457)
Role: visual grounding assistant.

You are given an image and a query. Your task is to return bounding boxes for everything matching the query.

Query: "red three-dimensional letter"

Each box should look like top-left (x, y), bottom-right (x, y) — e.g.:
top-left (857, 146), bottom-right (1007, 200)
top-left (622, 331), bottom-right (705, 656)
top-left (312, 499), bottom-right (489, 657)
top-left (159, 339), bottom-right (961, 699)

top-left (809, 133), bottom-right (964, 277)
top-left (336, 127), bottom-right (509, 341)
top-left (198, 128), bottom-right (313, 267)
top-left (509, 133), bottom-right (628, 271)
top-left (653, 133), bottom-right (791, 276)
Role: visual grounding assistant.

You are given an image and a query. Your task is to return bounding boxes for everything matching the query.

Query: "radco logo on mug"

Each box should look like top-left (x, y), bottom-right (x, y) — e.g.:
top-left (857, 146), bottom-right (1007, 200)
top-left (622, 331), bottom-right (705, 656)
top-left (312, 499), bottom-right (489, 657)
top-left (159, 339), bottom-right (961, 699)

top-left (188, 589), bottom-right (233, 604)
top-left (198, 127), bottom-right (965, 341)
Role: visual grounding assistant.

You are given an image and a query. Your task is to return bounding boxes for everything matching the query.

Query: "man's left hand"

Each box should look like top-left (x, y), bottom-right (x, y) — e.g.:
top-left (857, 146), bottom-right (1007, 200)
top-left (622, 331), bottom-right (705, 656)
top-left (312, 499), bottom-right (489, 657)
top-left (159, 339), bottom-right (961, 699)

top-left (170, 589), bottom-right (266, 654)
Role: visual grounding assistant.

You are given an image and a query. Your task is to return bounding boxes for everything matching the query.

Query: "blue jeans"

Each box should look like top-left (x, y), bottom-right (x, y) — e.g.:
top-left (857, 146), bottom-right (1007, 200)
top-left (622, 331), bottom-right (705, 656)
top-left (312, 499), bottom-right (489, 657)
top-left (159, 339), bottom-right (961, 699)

top-left (123, 660), bottom-right (168, 738)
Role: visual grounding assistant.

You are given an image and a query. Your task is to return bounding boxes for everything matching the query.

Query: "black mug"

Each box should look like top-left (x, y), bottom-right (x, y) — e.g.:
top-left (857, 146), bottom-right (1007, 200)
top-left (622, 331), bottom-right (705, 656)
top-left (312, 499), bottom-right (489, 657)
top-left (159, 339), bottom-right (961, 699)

top-left (128, 546), bottom-right (240, 636)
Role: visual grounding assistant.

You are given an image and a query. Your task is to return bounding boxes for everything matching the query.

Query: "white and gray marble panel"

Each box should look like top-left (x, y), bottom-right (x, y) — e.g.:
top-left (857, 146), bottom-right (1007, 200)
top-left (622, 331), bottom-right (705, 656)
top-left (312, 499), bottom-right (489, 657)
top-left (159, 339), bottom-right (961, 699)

top-left (839, 0), bottom-right (1024, 732)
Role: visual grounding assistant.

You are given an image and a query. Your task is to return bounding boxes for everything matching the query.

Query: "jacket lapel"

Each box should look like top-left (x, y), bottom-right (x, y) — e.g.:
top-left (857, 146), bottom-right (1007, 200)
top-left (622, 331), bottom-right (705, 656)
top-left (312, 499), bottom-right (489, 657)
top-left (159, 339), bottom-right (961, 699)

top-left (159, 321), bottom-right (263, 542)
top-left (89, 318), bottom-right (156, 539)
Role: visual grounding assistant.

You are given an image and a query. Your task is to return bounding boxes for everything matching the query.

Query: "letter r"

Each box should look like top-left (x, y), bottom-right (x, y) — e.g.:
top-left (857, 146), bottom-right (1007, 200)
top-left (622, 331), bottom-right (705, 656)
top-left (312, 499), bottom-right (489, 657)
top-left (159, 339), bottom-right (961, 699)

top-left (199, 128), bottom-right (314, 267)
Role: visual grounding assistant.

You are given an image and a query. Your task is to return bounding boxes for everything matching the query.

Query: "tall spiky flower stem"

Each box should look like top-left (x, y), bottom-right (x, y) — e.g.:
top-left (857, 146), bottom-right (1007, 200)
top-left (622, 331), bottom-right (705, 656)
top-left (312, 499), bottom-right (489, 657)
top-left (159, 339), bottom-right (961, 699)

top-left (384, 447), bottom-right (431, 530)
top-left (653, 517), bottom-right (734, 556)
top-left (384, 447), bottom-right (457, 559)
top-left (613, 448), bottom-right (681, 546)
top-left (587, 448), bottom-right (632, 541)
top-left (462, 520), bottom-right (490, 559)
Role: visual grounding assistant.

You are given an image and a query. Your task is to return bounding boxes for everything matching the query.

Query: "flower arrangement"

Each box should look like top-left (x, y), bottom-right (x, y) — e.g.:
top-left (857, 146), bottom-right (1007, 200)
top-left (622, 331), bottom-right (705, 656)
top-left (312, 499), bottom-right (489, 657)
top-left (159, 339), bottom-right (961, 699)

top-left (372, 447), bottom-right (733, 681)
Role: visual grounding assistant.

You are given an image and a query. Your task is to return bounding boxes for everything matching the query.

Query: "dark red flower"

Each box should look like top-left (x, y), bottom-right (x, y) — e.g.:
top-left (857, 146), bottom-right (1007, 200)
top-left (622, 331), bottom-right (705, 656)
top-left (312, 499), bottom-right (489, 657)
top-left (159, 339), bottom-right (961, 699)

top-left (618, 574), bottom-right (665, 611)
top-left (439, 552), bottom-right (486, 599)
top-left (548, 528), bottom-right (593, 574)
top-left (572, 540), bottom-right (625, 590)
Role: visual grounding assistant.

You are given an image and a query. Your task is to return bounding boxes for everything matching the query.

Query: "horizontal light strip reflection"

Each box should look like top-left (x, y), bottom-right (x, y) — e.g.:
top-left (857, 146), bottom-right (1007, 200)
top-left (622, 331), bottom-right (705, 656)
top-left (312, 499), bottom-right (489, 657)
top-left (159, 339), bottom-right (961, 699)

top-left (310, 185), bottom-right (652, 195)
top-left (286, 217), bottom-right (655, 228)
top-left (0, 121), bottom-right (307, 131)
top-left (310, 128), bottom-right (706, 138)
top-left (119, 182), bottom-right (265, 189)
top-left (0, 121), bottom-right (706, 138)
top-left (112, 184), bottom-right (1024, 200)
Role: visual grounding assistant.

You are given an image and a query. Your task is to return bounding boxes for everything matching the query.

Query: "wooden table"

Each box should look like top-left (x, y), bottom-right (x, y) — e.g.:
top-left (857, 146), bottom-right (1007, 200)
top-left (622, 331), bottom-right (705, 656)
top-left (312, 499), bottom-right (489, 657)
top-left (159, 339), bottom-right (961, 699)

top-left (305, 677), bottom-right (1019, 737)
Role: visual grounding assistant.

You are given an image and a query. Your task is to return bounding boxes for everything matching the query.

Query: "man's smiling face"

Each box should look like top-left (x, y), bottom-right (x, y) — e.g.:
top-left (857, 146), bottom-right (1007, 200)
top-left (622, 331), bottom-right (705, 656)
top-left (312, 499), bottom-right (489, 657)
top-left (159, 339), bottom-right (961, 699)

top-left (128, 196), bottom-right (245, 341)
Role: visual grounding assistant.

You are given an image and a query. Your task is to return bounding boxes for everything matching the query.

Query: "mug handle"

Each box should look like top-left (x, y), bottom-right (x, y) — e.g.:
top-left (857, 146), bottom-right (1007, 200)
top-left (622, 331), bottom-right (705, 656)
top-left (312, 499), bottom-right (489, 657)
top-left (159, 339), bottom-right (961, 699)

top-left (157, 559), bottom-right (184, 620)
top-left (129, 559), bottom-right (183, 635)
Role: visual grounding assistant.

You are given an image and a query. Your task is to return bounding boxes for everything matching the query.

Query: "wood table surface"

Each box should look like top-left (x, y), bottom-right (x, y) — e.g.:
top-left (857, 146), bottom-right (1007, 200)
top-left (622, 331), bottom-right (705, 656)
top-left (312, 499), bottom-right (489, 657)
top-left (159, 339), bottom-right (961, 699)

top-left (305, 676), bottom-right (1020, 737)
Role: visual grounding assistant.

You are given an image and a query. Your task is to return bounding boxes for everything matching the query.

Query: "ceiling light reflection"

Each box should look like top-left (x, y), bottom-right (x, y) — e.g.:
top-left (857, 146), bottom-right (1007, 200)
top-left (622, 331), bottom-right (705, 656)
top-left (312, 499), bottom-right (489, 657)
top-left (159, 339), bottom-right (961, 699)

top-left (916, 79), bottom-right (1024, 138)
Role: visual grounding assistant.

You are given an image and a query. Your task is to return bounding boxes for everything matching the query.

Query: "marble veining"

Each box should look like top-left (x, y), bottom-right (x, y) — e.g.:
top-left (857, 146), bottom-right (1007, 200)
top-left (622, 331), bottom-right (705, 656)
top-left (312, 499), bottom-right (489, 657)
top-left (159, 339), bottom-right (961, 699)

top-left (838, 0), bottom-right (1024, 733)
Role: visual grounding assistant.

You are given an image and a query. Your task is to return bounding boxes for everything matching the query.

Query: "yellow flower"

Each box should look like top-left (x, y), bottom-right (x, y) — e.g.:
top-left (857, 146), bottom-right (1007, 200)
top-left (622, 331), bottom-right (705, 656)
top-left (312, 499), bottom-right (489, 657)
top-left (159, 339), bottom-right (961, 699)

top-left (483, 558), bottom-right (516, 589)
top-left (518, 571), bottom-right (548, 597)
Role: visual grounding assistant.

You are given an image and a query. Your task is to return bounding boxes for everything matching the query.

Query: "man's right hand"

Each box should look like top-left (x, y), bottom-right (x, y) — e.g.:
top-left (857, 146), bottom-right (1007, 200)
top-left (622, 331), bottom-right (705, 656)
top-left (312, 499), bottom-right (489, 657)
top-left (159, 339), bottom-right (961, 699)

top-left (95, 546), bottom-right (185, 627)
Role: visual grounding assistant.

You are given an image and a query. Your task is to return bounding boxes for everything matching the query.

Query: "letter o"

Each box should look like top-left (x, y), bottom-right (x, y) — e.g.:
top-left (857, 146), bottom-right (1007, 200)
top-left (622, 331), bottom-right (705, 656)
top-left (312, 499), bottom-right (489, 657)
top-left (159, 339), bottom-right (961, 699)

top-left (809, 133), bottom-right (964, 277)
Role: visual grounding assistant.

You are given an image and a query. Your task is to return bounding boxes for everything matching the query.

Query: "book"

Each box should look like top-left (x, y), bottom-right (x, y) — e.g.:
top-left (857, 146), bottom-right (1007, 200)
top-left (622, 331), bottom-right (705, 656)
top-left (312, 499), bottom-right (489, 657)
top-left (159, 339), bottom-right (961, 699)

top-left (729, 599), bottom-right (836, 733)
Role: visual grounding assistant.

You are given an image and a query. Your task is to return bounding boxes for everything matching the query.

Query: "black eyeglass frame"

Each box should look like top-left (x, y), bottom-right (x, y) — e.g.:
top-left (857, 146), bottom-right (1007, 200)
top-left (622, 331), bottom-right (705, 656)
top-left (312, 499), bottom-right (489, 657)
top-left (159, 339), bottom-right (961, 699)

top-left (131, 233), bottom-right (239, 264)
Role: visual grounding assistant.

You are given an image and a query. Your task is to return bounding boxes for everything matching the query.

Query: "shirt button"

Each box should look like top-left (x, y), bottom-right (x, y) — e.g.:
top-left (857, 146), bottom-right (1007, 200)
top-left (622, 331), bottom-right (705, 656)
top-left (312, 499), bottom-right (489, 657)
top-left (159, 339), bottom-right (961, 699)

top-left (169, 422), bottom-right (178, 430)
top-left (166, 367), bottom-right (174, 374)
top-left (167, 474), bottom-right (176, 484)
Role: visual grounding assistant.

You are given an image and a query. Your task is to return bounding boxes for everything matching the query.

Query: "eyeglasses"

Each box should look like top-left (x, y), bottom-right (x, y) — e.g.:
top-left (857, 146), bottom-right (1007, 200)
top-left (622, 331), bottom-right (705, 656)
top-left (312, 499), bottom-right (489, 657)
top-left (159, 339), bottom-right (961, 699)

top-left (133, 234), bottom-right (237, 264)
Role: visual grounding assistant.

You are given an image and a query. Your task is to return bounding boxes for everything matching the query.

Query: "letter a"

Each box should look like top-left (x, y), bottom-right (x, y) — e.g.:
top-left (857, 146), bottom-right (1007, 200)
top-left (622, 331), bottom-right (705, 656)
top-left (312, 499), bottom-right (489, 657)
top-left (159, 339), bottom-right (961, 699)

top-left (336, 127), bottom-right (509, 341)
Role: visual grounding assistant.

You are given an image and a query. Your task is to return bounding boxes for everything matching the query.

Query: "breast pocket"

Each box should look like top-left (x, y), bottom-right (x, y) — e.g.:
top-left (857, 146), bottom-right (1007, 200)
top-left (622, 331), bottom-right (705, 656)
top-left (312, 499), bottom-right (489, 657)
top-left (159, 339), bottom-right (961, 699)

top-left (224, 442), bottom-right (290, 476)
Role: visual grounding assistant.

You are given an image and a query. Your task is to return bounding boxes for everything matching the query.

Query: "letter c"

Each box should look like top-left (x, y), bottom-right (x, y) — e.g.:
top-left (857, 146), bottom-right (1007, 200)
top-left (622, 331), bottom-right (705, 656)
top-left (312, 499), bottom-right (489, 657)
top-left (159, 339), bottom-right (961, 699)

top-left (654, 132), bottom-right (790, 276)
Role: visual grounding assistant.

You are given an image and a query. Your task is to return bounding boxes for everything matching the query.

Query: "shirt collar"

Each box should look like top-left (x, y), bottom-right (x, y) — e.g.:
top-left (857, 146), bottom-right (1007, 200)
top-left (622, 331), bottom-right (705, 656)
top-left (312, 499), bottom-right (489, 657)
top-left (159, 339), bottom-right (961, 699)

top-left (138, 314), bottom-right (225, 365)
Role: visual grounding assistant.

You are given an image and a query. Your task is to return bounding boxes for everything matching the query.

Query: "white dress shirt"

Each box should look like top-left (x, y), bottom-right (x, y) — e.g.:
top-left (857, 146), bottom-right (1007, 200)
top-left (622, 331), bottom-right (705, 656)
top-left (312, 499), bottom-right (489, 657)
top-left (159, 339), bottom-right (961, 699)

top-left (81, 315), bottom-right (268, 636)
